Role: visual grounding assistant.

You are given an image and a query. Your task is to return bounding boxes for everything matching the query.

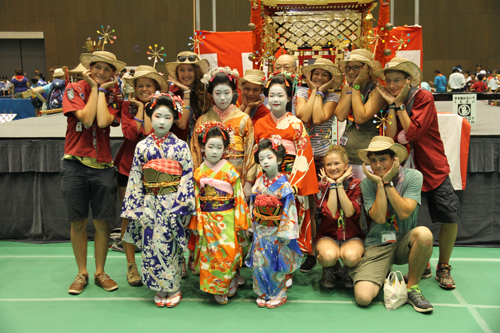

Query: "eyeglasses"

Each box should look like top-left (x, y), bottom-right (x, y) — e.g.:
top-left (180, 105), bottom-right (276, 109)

top-left (275, 65), bottom-right (293, 71)
top-left (344, 65), bottom-right (362, 72)
top-left (384, 78), bottom-right (404, 85)
top-left (178, 55), bottom-right (198, 62)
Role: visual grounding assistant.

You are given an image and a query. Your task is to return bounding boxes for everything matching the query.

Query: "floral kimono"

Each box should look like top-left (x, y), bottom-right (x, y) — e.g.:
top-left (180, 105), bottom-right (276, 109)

top-left (188, 159), bottom-right (250, 295)
top-left (122, 133), bottom-right (195, 292)
top-left (254, 112), bottom-right (319, 254)
top-left (245, 174), bottom-right (302, 299)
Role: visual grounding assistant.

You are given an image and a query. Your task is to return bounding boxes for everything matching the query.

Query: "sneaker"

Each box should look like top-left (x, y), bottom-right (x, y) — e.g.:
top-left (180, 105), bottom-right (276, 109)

top-left (68, 273), bottom-right (89, 295)
top-left (188, 256), bottom-right (199, 276)
top-left (181, 257), bottom-right (188, 279)
top-left (407, 285), bottom-right (433, 313)
top-left (403, 262), bottom-right (433, 283)
top-left (94, 272), bottom-right (118, 292)
top-left (341, 268), bottom-right (354, 289)
top-left (111, 241), bottom-right (125, 253)
top-left (320, 266), bottom-right (336, 289)
top-left (127, 262), bottom-right (143, 286)
top-left (300, 255), bottom-right (317, 273)
top-left (436, 263), bottom-right (456, 289)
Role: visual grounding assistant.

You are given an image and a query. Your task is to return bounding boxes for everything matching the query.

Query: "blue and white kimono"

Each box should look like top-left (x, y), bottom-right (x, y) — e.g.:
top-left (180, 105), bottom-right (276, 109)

top-left (122, 133), bottom-right (195, 292)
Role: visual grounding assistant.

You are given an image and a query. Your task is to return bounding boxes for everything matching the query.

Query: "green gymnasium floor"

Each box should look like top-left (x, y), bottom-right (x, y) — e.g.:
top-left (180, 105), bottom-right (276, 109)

top-left (1, 241), bottom-right (499, 333)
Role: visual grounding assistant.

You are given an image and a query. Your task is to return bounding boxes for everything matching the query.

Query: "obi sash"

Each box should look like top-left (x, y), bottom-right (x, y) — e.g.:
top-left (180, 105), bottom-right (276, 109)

top-left (253, 205), bottom-right (283, 227)
top-left (200, 185), bottom-right (234, 212)
top-left (143, 159), bottom-right (182, 195)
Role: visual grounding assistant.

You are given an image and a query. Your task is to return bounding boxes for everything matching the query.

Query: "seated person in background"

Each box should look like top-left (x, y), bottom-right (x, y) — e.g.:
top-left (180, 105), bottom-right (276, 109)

top-left (236, 69), bottom-right (269, 125)
top-left (351, 136), bottom-right (434, 313)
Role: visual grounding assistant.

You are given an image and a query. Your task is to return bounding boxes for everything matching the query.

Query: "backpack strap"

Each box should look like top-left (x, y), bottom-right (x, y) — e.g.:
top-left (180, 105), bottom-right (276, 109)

top-left (404, 86), bottom-right (420, 117)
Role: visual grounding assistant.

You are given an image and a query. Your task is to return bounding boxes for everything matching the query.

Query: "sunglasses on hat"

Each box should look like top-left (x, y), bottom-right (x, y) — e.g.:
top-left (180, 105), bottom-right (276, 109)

top-left (178, 55), bottom-right (198, 62)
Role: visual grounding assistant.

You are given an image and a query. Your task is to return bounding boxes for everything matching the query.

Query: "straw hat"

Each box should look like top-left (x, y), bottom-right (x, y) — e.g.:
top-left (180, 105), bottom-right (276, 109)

top-left (80, 51), bottom-right (126, 72)
top-left (301, 58), bottom-right (342, 89)
top-left (68, 63), bottom-right (87, 74)
top-left (123, 65), bottom-right (168, 92)
top-left (238, 69), bottom-right (265, 90)
top-left (357, 136), bottom-right (408, 164)
top-left (165, 51), bottom-right (210, 80)
top-left (374, 57), bottom-right (423, 86)
top-left (53, 68), bottom-right (65, 78)
top-left (338, 49), bottom-right (382, 72)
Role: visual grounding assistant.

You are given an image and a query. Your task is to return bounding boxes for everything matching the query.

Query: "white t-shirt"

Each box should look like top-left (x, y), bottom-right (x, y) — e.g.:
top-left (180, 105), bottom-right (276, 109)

top-left (1, 81), bottom-right (12, 91)
top-left (488, 78), bottom-right (499, 91)
top-left (449, 73), bottom-right (466, 89)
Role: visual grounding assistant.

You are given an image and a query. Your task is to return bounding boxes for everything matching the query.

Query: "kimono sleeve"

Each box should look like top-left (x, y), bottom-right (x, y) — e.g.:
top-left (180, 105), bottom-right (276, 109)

top-left (170, 140), bottom-right (196, 217)
top-left (290, 119), bottom-right (318, 196)
top-left (121, 144), bottom-right (146, 220)
top-left (276, 188), bottom-right (299, 242)
top-left (232, 171), bottom-right (251, 232)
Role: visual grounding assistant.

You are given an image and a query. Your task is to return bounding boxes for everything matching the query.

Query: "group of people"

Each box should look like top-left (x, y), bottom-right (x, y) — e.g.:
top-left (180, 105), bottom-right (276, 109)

top-left (430, 65), bottom-right (500, 93)
top-left (60, 49), bottom-right (460, 314)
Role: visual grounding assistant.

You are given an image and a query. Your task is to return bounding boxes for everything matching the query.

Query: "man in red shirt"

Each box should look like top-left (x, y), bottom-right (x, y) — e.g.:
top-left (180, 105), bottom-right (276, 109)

top-left (375, 58), bottom-right (459, 290)
top-left (236, 69), bottom-right (269, 125)
top-left (61, 51), bottom-right (126, 295)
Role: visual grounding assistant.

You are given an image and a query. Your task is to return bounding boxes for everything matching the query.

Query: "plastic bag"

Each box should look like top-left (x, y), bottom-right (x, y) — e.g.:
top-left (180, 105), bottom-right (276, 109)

top-left (384, 271), bottom-right (407, 310)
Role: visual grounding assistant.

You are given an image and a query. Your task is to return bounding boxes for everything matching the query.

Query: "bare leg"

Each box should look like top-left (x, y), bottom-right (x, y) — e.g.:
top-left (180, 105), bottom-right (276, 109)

top-left (339, 239), bottom-right (364, 268)
top-left (407, 227), bottom-right (434, 288)
top-left (316, 238), bottom-right (340, 267)
top-left (438, 223), bottom-right (457, 264)
top-left (93, 219), bottom-right (110, 275)
top-left (354, 281), bottom-right (380, 306)
top-left (71, 219), bottom-right (89, 275)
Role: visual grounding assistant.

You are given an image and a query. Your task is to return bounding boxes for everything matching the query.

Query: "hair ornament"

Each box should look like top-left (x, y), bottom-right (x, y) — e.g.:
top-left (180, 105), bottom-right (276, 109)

top-left (262, 71), bottom-right (298, 96)
top-left (195, 120), bottom-right (234, 144)
top-left (269, 135), bottom-right (283, 152)
top-left (149, 92), bottom-right (184, 120)
top-left (201, 66), bottom-right (240, 85)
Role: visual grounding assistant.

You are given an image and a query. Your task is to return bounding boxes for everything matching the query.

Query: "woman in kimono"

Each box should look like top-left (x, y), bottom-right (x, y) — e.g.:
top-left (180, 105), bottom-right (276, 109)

top-left (121, 93), bottom-right (195, 308)
top-left (191, 67), bottom-right (256, 285)
top-left (246, 137), bottom-right (302, 309)
top-left (253, 73), bottom-right (319, 287)
top-left (188, 121), bottom-right (250, 304)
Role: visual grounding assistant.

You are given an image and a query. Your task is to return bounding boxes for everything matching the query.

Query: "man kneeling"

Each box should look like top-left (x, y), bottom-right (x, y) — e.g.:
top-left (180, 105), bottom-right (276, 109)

top-left (350, 136), bottom-right (434, 313)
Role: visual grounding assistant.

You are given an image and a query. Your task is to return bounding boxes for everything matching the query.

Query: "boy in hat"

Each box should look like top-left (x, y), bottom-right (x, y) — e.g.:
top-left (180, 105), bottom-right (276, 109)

top-left (351, 136), bottom-right (434, 313)
top-left (375, 57), bottom-right (459, 290)
top-left (62, 51), bottom-right (126, 295)
top-left (237, 69), bottom-right (268, 125)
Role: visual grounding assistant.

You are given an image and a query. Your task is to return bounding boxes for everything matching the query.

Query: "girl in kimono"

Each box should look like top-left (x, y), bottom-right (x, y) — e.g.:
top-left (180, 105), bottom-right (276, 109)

top-left (188, 121), bottom-right (250, 304)
top-left (246, 137), bottom-right (302, 309)
top-left (121, 93), bottom-right (196, 308)
top-left (253, 73), bottom-right (319, 287)
top-left (191, 67), bottom-right (256, 285)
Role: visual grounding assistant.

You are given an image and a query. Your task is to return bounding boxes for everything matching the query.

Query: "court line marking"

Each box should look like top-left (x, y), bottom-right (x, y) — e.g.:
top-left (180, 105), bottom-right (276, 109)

top-left (1, 297), bottom-right (500, 310)
top-left (1, 256), bottom-right (499, 262)
top-left (430, 259), bottom-right (493, 333)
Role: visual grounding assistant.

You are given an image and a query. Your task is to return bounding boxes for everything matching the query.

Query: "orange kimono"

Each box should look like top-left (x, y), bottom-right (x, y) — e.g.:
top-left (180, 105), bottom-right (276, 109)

top-left (254, 112), bottom-right (319, 253)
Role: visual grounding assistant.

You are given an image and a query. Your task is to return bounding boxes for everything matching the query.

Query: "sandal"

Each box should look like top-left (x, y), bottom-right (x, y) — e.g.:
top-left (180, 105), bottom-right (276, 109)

top-left (166, 291), bottom-right (182, 308)
top-left (256, 297), bottom-right (267, 308)
top-left (214, 294), bottom-right (229, 305)
top-left (154, 292), bottom-right (167, 308)
top-left (228, 279), bottom-right (238, 298)
top-left (285, 274), bottom-right (293, 289)
top-left (266, 296), bottom-right (288, 309)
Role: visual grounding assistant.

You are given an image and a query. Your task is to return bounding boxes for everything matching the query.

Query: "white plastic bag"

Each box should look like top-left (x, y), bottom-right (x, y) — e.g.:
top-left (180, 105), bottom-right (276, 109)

top-left (384, 271), bottom-right (407, 310)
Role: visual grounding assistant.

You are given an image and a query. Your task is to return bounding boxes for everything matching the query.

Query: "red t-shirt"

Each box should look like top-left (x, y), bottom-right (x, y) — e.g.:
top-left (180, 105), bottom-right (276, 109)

top-left (398, 89), bottom-right (450, 191)
top-left (114, 100), bottom-right (151, 176)
top-left (314, 177), bottom-right (364, 243)
top-left (471, 81), bottom-right (488, 92)
top-left (62, 80), bottom-right (122, 163)
top-left (249, 103), bottom-right (270, 126)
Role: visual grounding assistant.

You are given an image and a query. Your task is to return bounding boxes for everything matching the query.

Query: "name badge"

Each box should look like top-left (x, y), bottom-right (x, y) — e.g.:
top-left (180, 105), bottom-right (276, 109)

top-left (339, 135), bottom-right (348, 146)
top-left (76, 122), bottom-right (82, 132)
top-left (381, 230), bottom-right (396, 243)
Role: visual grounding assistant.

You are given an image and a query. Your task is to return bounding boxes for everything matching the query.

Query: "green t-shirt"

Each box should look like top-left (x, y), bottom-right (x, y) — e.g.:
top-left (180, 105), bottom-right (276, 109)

top-left (361, 168), bottom-right (423, 248)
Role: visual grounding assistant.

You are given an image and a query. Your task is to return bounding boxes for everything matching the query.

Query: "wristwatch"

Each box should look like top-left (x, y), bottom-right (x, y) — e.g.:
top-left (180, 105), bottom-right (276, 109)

top-left (353, 84), bottom-right (361, 90)
top-left (397, 104), bottom-right (406, 111)
top-left (384, 180), bottom-right (394, 188)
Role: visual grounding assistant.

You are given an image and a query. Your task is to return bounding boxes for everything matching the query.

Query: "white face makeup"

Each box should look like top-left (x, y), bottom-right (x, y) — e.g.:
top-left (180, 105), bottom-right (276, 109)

top-left (268, 85), bottom-right (289, 116)
top-left (204, 137), bottom-right (225, 165)
top-left (258, 148), bottom-right (280, 178)
top-left (212, 83), bottom-right (233, 111)
top-left (151, 106), bottom-right (174, 138)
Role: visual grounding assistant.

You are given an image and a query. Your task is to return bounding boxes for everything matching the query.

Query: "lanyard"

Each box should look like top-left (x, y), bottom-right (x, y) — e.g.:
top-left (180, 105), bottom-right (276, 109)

top-left (336, 208), bottom-right (345, 241)
top-left (386, 210), bottom-right (399, 231)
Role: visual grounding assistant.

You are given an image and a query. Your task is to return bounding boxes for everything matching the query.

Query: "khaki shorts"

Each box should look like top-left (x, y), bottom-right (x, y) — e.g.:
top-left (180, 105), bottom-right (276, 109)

top-left (349, 230), bottom-right (413, 287)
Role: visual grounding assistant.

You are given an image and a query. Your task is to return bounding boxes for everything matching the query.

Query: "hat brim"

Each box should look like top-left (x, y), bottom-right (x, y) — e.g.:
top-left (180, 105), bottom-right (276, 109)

top-left (165, 58), bottom-right (210, 80)
top-left (301, 65), bottom-right (343, 90)
top-left (123, 71), bottom-right (168, 92)
top-left (374, 61), bottom-right (422, 86)
top-left (80, 53), bottom-right (126, 73)
top-left (357, 143), bottom-right (408, 164)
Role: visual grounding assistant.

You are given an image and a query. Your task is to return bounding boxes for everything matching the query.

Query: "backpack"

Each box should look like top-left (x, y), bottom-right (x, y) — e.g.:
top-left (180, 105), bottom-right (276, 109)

top-left (46, 79), bottom-right (66, 110)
